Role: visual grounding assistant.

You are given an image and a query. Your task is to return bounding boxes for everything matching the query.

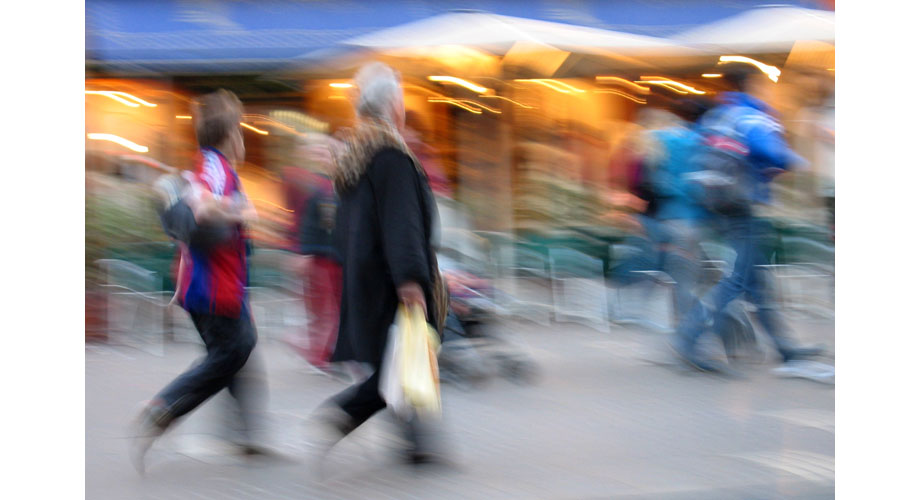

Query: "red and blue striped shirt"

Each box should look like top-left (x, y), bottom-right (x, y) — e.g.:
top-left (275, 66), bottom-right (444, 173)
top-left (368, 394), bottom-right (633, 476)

top-left (178, 147), bottom-right (249, 318)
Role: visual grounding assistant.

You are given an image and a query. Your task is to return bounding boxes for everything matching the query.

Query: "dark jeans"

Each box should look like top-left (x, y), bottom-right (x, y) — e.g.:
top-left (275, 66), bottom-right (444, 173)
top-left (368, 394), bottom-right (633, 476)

top-left (612, 216), bottom-right (701, 322)
top-left (658, 219), bottom-right (702, 321)
top-left (332, 320), bottom-right (388, 428)
top-left (675, 216), bottom-right (799, 361)
top-left (334, 369), bottom-right (387, 428)
top-left (331, 357), bottom-right (438, 458)
top-left (329, 326), bottom-right (441, 458)
top-left (156, 308), bottom-right (258, 429)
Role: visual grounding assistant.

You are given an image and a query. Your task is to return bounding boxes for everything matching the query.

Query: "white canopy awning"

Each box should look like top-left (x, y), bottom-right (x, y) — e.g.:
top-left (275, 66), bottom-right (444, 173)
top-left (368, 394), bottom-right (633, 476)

top-left (338, 11), bottom-right (699, 74)
top-left (345, 11), bottom-right (692, 52)
top-left (676, 6), bottom-right (834, 54)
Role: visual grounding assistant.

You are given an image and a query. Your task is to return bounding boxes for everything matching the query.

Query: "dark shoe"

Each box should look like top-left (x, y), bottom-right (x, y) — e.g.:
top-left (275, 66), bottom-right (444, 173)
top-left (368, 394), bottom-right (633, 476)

top-left (400, 413), bottom-right (454, 469)
top-left (128, 402), bottom-right (170, 475)
top-left (781, 345), bottom-right (825, 362)
top-left (670, 341), bottom-right (741, 377)
top-left (304, 406), bottom-right (356, 453)
top-left (405, 450), bottom-right (454, 469)
top-left (670, 340), bottom-right (718, 372)
top-left (236, 444), bottom-right (296, 462)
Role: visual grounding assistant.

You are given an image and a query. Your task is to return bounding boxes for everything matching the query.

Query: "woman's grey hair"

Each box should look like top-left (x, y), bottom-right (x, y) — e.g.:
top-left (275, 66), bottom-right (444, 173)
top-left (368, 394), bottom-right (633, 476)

top-left (354, 62), bottom-right (402, 121)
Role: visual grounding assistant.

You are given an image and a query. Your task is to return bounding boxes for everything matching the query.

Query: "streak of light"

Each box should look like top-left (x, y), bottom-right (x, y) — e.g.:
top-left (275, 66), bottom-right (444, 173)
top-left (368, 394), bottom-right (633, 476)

top-left (427, 76), bottom-right (490, 94)
top-left (87, 133), bottom-right (149, 153)
top-left (240, 122), bottom-right (269, 135)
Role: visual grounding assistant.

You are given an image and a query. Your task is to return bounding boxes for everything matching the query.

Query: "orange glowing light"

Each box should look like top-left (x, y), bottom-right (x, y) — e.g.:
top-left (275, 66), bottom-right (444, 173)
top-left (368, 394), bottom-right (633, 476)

top-left (637, 77), bottom-right (706, 95)
top-left (718, 56), bottom-right (781, 82)
top-left (427, 98), bottom-right (482, 114)
top-left (87, 133), bottom-right (149, 153)
top-left (427, 76), bottom-right (490, 94)
top-left (593, 89), bottom-right (647, 104)
top-left (515, 79), bottom-right (585, 94)
top-left (478, 95), bottom-right (534, 109)
top-left (595, 76), bottom-right (651, 94)
top-left (240, 123), bottom-right (269, 135)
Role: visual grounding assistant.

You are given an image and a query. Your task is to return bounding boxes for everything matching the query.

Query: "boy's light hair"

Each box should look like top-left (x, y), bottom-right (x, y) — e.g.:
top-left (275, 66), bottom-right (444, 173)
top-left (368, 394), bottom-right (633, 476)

top-left (192, 89), bottom-right (243, 148)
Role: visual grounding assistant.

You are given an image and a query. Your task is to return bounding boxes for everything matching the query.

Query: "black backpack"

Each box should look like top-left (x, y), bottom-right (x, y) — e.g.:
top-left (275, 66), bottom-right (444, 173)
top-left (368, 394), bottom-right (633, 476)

top-left (687, 107), bottom-right (754, 217)
top-left (154, 174), bottom-right (234, 252)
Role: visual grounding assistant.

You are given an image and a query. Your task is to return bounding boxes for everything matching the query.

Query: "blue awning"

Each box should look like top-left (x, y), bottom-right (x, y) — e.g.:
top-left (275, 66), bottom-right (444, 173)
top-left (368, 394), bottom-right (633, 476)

top-left (86, 0), bottom-right (829, 73)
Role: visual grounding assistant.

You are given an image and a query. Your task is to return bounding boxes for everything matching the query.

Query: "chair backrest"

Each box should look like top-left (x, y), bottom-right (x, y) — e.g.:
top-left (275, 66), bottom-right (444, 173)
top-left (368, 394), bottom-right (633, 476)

top-left (549, 248), bottom-right (603, 279)
top-left (780, 236), bottom-right (835, 268)
top-left (97, 259), bottom-right (158, 293)
top-left (106, 242), bottom-right (177, 291)
top-left (514, 245), bottom-right (549, 277)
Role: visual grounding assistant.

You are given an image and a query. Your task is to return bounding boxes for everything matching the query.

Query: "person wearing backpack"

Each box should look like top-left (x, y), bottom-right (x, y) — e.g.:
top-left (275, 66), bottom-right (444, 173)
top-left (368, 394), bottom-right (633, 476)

top-left (671, 64), bottom-right (823, 373)
top-left (642, 97), bottom-right (715, 321)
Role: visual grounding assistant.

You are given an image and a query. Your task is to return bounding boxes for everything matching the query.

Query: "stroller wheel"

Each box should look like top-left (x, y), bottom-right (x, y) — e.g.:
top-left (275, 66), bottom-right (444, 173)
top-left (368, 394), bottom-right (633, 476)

top-left (501, 357), bottom-right (538, 385)
top-left (440, 370), bottom-right (475, 391)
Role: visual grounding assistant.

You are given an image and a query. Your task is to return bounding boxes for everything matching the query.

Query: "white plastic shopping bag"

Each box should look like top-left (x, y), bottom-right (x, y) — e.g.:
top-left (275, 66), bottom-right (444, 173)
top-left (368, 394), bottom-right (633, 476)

top-left (380, 320), bottom-right (409, 416)
top-left (379, 304), bottom-right (441, 418)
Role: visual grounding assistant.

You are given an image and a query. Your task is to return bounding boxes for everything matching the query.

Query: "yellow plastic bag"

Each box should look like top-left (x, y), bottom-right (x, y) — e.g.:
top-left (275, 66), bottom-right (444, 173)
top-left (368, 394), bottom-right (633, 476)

top-left (380, 304), bottom-right (441, 418)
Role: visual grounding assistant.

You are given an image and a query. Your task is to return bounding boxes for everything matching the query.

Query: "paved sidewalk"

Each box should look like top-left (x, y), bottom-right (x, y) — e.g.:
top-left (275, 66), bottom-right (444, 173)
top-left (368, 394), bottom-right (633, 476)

top-left (86, 316), bottom-right (834, 499)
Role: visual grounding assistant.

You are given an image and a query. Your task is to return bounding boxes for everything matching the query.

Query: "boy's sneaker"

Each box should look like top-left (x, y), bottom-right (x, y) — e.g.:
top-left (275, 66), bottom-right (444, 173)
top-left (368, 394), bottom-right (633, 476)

top-left (128, 402), bottom-right (170, 475)
top-left (670, 339), bottom-right (737, 376)
top-left (773, 360), bottom-right (835, 385)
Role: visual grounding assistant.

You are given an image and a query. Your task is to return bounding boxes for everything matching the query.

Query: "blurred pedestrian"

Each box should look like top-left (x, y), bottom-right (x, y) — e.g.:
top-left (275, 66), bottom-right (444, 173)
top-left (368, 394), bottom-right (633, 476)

top-left (641, 97), bottom-right (715, 320)
top-left (403, 110), bottom-right (452, 198)
top-left (131, 89), bottom-right (271, 473)
top-left (309, 62), bottom-right (449, 466)
top-left (789, 70), bottom-right (835, 239)
top-left (671, 64), bottom-right (823, 373)
top-left (281, 135), bottom-right (344, 374)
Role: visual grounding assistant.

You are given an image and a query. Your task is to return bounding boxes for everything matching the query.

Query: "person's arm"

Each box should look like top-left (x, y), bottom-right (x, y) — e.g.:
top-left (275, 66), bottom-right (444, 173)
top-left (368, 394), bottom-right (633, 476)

top-left (169, 244), bottom-right (187, 307)
top-left (369, 149), bottom-right (432, 314)
top-left (235, 191), bottom-right (259, 225)
top-left (742, 113), bottom-right (806, 174)
top-left (185, 182), bottom-right (245, 225)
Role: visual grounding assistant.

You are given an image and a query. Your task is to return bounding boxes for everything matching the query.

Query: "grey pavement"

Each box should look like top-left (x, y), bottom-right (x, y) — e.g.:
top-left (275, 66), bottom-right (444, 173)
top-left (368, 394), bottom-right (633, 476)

top-left (86, 314), bottom-right (834, 499)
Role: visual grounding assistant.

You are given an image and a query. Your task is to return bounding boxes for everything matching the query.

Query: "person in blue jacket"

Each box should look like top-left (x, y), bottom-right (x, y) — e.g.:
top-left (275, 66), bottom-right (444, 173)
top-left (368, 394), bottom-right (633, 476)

top-left (643, 97), bottom-right (713, 321)
top-left (671, 64), bottom-right (823, 373)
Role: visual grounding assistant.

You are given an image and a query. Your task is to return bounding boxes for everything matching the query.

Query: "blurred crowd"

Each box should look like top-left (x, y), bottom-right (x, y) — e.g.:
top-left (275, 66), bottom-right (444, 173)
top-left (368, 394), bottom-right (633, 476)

top-left (85, 54), bottom-right (834, 473)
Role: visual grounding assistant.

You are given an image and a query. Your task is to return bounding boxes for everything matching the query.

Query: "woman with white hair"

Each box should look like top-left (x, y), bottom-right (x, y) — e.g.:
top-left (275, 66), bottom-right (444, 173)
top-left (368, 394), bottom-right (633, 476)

top-left (310, 62), bottom-right (448, 465)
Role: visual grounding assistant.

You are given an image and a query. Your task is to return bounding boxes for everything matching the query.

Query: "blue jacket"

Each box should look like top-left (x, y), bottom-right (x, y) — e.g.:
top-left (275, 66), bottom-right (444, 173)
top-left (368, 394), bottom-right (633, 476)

top-left (700, 92), bottom-right (805, 205)
top-left (647, 122), bottom-right (707, 221)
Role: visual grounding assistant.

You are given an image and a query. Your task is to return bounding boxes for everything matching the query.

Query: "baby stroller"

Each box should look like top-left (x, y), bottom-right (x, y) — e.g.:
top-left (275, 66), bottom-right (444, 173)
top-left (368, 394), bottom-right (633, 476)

top-left (437, 260), bottom-right (538, 388)
top-left (434, 198), bottom-right (538, 388)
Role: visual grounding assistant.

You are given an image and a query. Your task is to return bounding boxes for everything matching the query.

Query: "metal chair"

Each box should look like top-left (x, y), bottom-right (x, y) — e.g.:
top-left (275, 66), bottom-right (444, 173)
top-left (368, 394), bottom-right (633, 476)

top-left (246, 248), bottom-right (303, 342)
top-left (96, 259), bottom-right (170, 356)
top-left (761, 236), bottom-right (835, 319)
top-left (549, 247), bottom-right (610, 332)
top-left (606, 243), bottom-right (676, 333)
